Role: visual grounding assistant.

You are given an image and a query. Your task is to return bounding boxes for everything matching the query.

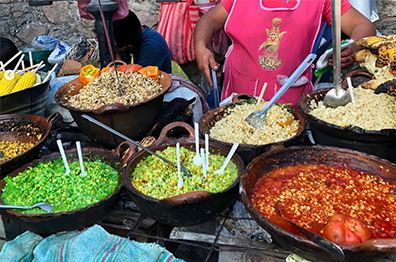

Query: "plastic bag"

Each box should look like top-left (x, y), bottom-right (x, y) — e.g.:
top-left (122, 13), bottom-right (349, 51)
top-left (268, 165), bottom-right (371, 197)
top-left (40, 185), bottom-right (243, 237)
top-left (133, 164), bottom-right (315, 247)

top-left (32, 36), bottom-right (70, 65)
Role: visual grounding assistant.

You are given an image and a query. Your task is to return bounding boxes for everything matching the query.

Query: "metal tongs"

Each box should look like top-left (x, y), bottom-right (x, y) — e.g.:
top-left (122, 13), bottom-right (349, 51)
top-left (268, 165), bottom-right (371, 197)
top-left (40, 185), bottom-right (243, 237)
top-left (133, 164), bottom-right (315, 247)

top-left (323, 0), bottom-right (351, 108)
top-left (82, 114), bottom-right (191, 177)
top-left (245, 53), bottom-right (316, 129)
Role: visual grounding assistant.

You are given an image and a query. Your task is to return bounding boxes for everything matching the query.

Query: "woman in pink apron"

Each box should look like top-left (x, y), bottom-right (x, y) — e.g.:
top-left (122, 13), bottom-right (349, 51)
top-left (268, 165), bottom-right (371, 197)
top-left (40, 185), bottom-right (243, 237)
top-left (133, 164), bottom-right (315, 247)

top-left (194, 0), bottom-right (376, 107)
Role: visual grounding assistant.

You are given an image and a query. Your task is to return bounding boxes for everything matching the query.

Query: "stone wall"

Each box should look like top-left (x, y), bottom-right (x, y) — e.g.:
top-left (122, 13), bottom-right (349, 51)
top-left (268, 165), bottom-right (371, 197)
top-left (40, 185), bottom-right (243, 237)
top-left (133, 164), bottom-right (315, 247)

top-left (0, 0), bottom-right (395, 50)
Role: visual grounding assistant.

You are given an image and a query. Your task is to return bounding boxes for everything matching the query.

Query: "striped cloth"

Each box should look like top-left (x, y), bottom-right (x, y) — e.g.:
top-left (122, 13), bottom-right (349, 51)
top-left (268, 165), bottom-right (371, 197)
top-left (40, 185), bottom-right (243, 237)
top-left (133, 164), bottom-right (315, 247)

top-left (157, 0), bottom-right (200, 64)
top-left (0, 225), bottom-right (185, 262)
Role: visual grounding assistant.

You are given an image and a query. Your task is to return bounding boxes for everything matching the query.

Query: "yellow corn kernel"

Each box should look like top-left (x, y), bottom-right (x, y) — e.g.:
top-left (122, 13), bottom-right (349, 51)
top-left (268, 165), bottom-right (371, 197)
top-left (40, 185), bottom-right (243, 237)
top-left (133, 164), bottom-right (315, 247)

top-left (12, 72), bottom-right (36, 92)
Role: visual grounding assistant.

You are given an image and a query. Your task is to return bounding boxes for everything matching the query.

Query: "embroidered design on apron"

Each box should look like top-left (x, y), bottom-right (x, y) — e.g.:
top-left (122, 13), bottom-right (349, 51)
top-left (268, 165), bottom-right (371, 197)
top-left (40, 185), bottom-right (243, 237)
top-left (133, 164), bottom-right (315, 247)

top-left (258, 18), bottom-right (286, 70)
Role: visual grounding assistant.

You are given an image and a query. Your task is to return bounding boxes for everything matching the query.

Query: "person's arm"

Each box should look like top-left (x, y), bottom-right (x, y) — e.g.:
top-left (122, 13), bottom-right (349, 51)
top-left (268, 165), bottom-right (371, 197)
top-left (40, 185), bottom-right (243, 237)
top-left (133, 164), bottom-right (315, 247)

top-left (194, 4), bottom-right (229, 86)
top-left (331, 7), bottom-right (376, 68)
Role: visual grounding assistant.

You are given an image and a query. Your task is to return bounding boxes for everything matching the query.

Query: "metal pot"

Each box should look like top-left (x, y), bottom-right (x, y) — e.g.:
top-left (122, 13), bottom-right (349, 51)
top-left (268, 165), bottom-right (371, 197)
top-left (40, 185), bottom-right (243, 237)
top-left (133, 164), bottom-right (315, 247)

top-left (0, 72), bottom-right (50, 116)
top-left (199, 94), bottom-right (306, 165)
top-left (298, 70), bottom-right (396, 163)
top-left (54, 72), bottom-right (172, 147)
top-left (0, 142), bottom-right (134, 234)
top-left (122, 122), bottom-right (245, 226)
top-left (240, 145), bottom-right (396, 262)
top-left (0, 113), bottom-right (61, 178)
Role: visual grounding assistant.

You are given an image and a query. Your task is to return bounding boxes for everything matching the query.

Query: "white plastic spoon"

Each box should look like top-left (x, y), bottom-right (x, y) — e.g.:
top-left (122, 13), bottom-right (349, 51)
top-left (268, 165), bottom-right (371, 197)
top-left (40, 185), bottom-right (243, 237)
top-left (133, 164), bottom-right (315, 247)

top-left (56, 139), bottom-right (70, 175)
top-left (346, 77), bottom-right (355, 105)
top-left (176, 142), bottom-right (183, 189)
top-left (201, 148), bottom-right (207, 179)
top-left (205, 134), bottom-right (209, 171)
top-left (214, 143), bottom-right (239, 175)
top-left (193, 122), bottom-right (202, 166)
top-left (76, 141), bottom-right (87, 177)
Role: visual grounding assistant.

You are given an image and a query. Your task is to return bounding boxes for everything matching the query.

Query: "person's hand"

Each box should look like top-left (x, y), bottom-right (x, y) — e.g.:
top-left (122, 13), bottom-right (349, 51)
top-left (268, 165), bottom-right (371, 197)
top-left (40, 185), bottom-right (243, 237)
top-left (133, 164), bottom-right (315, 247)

top-left (328, 43), bottom-right (360, 69)
top-left (195, 45), bottom-right (220, 86)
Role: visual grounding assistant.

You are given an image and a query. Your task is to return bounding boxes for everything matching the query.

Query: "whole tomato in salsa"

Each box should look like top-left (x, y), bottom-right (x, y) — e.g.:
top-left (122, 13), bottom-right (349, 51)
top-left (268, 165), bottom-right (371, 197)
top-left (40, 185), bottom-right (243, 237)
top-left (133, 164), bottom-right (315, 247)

top-left (322, 214), bottom-right (372, 245)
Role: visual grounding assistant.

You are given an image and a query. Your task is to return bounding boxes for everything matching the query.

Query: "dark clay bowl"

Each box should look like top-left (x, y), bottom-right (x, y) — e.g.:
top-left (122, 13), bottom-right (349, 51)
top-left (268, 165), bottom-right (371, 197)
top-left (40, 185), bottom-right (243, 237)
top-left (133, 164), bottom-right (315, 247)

top-left (199, 94), bottom-right (306, 165)
top-left (123, 122), bottom-right (245, 226)
top-left (0, 113), bottom-right (61, 178)
top-left (240, 145), bottom-right (396, 262)
top-left (54, 71), bottom-right (172, 147)
top-left (0, 142), bottom-right (134, 234)
top-left (298, 69), bottom-right (396, 163)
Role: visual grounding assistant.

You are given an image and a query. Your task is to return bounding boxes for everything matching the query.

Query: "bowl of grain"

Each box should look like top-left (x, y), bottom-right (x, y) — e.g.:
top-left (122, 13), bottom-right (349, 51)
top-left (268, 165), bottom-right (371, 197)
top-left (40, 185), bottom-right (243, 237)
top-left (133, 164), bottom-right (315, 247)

top-left (199, 95), bottom-right (305, 164)
top-left (55, 71), bottom-right (172, 147)
top-left (298, 86), bottom-right (396, 163)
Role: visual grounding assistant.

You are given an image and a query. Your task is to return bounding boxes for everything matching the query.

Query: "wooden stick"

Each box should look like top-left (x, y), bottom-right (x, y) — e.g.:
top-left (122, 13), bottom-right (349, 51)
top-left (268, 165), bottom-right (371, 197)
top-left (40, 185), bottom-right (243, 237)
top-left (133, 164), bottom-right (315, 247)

top-left (22, 60), bottom-right (25, 71)
top-left (29, 51), bottom-right (33, 67)
top-left (17, 61), bottom-right (44, 74)
top-left (12, 54), bottom-right (25, 74)
top-left (0, 61), bottom-right (4, 71)
top-left (32, 61), bottom-right (44, 74)
top-left (42, 63), bottom-right (59, 83)
top-left (256, 82), bottom-right (268, 105)
top-left (2, 50), bottom-right (22, 69)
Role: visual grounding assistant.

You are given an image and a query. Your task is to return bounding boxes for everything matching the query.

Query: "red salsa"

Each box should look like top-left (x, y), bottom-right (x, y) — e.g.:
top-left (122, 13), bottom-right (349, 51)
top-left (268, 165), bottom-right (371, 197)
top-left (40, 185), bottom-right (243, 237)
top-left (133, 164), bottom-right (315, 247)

top-left (250, 164), bottom-right (396, 244)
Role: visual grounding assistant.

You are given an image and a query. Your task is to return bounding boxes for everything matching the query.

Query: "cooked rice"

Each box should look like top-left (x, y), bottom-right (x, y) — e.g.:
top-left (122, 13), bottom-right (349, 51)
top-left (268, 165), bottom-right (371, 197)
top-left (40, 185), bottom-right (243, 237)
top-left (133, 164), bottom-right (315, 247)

top-left (310, 87), bottom-right (396, 131)
top-left (210, 103), bottom-right (299, 145)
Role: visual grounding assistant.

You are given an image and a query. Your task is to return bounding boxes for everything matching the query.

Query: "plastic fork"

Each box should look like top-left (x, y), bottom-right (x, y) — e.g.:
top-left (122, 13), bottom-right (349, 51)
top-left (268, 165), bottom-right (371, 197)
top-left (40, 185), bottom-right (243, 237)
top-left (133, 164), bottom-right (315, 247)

top-left (0, 202), bottom-right (54, 212)
top-left (214, 143), bottom-right (239, 174)
top-left (56, 139), bottom-right (70, 175)
top-left (76, 141), bottom-right (87, 177)
top-left (193, 122), bottom-right (202, 166)
top-left (176, 142), bottom-right (183, 189)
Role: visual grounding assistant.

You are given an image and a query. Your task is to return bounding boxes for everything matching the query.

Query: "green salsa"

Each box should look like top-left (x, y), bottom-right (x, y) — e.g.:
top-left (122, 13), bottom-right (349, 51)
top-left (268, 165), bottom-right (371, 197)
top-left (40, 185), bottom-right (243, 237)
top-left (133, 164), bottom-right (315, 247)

top-left (131, 146), bottom-right (239, 199)
top-left (2, 157), bottom-right (119, 214)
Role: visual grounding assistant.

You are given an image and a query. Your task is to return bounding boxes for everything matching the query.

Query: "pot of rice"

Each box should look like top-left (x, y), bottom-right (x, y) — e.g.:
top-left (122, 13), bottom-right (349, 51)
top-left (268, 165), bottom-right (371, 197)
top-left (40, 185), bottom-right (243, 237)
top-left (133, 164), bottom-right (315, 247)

top-left (199, 94), bottom-right (305, 164)
top-left (298, 85), bottom-right (396, 163)
top-left (55, 70), bottom-right (172, 147)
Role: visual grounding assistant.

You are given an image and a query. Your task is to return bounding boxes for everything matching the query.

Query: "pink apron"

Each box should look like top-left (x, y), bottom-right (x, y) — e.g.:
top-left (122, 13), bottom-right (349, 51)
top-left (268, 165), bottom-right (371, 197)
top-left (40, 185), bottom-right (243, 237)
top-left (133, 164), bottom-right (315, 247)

top-left (222, 0), bottom-right (324, 107)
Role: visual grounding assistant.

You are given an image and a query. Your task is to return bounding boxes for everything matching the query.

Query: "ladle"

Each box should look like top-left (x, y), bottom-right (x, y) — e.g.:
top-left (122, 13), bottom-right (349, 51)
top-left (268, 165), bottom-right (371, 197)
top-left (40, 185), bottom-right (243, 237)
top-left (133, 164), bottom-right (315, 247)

top-left (323, 0), bottom-right (351, 108)
top-left (245, 53), bottom-right (316, 129)
top-left (0, 202), bottom-right (54, 212)
top-left (82, 114), bottom-right (192, 177)
top-left (276, 203), bottom-right (345, 261)
top-left (212, 69), bottom-right (220, 108)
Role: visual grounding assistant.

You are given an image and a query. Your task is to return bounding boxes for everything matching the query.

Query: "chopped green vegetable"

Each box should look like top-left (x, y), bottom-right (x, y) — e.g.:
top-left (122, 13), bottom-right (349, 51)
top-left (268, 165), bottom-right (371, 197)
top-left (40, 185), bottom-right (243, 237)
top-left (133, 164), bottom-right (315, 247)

top-left (2, 158), bottom-right (119, 214)
top-left (131, 146), bottom-right (239, 199)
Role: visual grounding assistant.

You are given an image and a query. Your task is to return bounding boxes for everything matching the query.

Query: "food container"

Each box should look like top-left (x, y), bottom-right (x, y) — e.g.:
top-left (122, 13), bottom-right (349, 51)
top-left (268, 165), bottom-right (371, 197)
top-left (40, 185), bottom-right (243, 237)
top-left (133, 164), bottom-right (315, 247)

top-left (298, 71), bottom-right (396, 163)
top-left (122, 122), bottom-right (245, 226)
top-left (240, 145), bottom-right (396, 262)
top-left (199, 94), bottom-right (306, 164)
top-left (0, 113), bottom-right (60, 178)
top-left (0, 142), bottom-right (134, 234)
top-left (0, 72), bottom-right (50, 116)
top-left (54, 72), bottom-right (172, 147)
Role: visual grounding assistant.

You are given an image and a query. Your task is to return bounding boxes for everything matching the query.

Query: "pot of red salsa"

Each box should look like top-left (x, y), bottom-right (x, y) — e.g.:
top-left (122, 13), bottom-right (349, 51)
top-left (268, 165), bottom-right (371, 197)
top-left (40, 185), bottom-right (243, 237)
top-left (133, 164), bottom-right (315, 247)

top-left (240, 145), bottom-right (396, 262)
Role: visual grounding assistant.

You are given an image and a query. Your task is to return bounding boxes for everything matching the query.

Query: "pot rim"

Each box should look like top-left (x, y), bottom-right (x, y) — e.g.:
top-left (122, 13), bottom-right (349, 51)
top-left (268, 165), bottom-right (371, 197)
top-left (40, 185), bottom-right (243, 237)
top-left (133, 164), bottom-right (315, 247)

top-left (240, 144), bottom-right (396, 254)
top-left (199, 102), bottom-right (306, 149)
top-left (298, 88), bottom-right (396, 136)
top-left (123, 139), bottom-right (245, 204)
top-left (0, 147), bottom-right (124, 219)
top-left (54, 71), bottom-right (172, 115)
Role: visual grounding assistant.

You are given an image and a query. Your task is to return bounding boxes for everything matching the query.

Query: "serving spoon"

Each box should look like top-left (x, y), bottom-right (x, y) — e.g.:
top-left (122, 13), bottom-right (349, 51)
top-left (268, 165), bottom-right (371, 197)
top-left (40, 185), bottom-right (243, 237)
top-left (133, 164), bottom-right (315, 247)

top-left (245, 54), bottom-right (316, 129)
top-left (322, 0), bottom-right (351, 108)
top-left (276, 203), bottom-right (345, 261)
top-left (0, 202), bottom-right (54, 212)
top-left (82, 114), bottom-right (192, 177)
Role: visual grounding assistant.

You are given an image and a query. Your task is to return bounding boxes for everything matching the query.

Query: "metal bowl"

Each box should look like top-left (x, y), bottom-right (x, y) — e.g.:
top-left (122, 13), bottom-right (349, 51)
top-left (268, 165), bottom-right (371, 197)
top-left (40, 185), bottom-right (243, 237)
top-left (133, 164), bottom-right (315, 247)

top-left (240, 145), bottom-right (396, 262)
top-left (122, 122), bottom-right (245, 226)
top-left (54, 72), bottom-right (172, 147)
top-left (0, 72), bottom-right (50, 116)
top-left (199, 94), bottom-right (306, 165)
top-left (0, 142), bottom-right (134, 234)
top-left (298, 71), bottom-right (396, 163)
top-left (0, 113), bottom-right (61, 178)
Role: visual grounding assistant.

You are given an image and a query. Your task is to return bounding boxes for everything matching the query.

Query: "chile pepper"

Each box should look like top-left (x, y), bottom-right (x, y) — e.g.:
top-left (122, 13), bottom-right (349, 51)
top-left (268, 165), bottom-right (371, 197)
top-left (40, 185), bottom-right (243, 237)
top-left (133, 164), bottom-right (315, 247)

top-left (100, 66), bottom-right (115, 75)
top-left (79, 64), bottom-right (100, 85)
top-left (138, 65), bottom-right (159, 79)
